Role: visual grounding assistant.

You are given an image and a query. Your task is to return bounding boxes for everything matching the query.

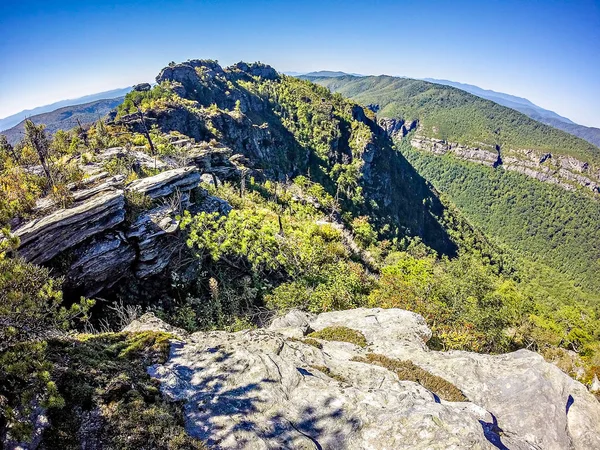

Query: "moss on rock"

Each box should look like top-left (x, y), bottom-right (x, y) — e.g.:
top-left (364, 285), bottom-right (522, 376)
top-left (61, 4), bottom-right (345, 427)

top-left (308, 326), bottom-right (368, 348)
top-left (352, 353), bottom-right (467, 402)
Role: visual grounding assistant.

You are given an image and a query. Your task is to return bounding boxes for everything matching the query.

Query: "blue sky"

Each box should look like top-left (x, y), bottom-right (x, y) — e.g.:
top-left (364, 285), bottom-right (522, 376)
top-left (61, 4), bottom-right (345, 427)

top-left (1, 0), bottom-right (599, 127)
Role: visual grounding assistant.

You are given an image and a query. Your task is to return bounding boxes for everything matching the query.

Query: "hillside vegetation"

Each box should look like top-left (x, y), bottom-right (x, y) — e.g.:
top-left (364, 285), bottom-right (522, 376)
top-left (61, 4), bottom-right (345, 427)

top-left (1, 60), bottom-right (600, 447)
top-left (309, 75), bottom-right (600, 164)
top-left (311, 74), bottom-right (600, 295)
top-left (1, 97), bottom-right (124, 145)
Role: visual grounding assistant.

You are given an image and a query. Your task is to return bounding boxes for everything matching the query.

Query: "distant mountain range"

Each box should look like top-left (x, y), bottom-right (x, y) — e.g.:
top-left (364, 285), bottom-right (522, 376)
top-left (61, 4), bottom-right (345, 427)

top-left (1, 97), bottom-right (125, 145)
top-left (286, 70), bottom-right (364, 78)
top-left (3, 72), bottom-right (599, 149)
top-left (297, 71), bottom-right (600, 148)
top-left (0, 87), bottom-right (132, 132)
top-left (423, 78), bottom-right (600, 148)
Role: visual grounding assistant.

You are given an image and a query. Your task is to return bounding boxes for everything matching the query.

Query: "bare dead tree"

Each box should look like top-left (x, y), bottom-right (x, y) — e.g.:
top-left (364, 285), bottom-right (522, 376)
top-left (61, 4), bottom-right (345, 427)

top-left (24, 119), bottom-right (54, 187)
top-left (133, 99), bottom-right (157, 167)
top-left (76, 118), bottom-right (89, 148)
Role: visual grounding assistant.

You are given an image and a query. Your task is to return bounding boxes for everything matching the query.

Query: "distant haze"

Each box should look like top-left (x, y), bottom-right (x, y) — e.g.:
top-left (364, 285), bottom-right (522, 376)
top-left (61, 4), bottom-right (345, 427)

top-left (1, 0), bottom-right (598, 127)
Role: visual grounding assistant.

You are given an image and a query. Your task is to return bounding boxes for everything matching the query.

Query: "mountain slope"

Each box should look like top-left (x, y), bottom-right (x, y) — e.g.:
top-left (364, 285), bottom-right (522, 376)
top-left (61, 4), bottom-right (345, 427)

top-left (424, 78), bottom-right (600, 148)
top-left (0, 86), bottom-right (132, 132)
top-left (3, 60), bottom-right (600, 446)
top-left (1, 97), bottom-right (125, 145)
top-left (309, 74), bottom-right (600, 294)
top-left (308, 75), bottom-right (600, 163)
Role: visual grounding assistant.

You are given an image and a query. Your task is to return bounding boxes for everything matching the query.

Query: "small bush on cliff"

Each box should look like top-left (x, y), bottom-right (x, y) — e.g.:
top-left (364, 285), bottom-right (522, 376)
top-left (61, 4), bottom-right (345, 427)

top-left (0, 232), bottom-right (93, 352)
top-left (124, 190), bottom-right (154, 223)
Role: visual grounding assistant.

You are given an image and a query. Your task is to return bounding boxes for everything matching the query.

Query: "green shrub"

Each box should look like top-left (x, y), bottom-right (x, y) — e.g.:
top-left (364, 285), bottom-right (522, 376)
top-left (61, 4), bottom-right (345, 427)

top-left (42, 332), bottom-right (205, 449)
top-left (124, 190), bottom-right (154, 223)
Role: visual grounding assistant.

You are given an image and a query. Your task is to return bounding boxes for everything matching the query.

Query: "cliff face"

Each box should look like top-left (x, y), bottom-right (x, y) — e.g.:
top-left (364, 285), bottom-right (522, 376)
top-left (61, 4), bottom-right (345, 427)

top-left (408, 133), bottom-right (600, 193)
top-left (126, 308), bottom-right (600, 449)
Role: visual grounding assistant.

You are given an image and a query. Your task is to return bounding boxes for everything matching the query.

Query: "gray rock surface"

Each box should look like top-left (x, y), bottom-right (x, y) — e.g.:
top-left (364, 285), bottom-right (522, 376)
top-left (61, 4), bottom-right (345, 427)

top-left (127, 166), bottom-right (200, 199)
top-left (137, 308), bottom-right (600, 449)
top-left (14, 189), bottom-right (125, 264)
top-left (65, 231), bottom-right (135, 296)
top-left (126, 204), bottom-right (182, 278)
top-left (410, 134), bottom-right (600, 193)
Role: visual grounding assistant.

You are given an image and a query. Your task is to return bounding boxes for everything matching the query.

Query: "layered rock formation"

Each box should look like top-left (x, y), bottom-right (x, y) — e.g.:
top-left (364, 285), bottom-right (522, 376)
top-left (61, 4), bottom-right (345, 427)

top-left (10, 143), bottom-right (242, 296)
top-left (409, 134), bottom-right (600, 193)
top-left (131, 308), bottom-right (600, 449)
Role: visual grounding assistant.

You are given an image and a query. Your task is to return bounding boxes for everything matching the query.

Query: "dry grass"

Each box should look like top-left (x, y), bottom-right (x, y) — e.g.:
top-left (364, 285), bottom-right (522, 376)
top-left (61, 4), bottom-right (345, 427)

top-left (286, 337), bottom-right (324, 349)
top-left (307, 326), bottom-right (367, 348)
top-left (352, 353), bottom-right (467, 402)
top-left (309, 365), bottom-right (348, 384)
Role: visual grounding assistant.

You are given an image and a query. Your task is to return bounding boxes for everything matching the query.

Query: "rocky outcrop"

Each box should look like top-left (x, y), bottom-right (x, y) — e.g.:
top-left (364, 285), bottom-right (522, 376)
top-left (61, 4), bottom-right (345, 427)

top-left (11, 163), bottom-right (211, 296)
top-left (65, 232), bottom-right (135, 296)
top-left (14, 189), bottom-right (125, 264)
top-left (127, 166), bottom-right (200, 199)
top-left (139, 308), bottom-right (600, 449)
top-left (378, 117), bottom-right (418, 139)
top-left (411, 136), bottom-right (499, 166)
top-left (410, 134), bottom-right (600, 193)
top-left (126, 204), bottom-right (182, 279)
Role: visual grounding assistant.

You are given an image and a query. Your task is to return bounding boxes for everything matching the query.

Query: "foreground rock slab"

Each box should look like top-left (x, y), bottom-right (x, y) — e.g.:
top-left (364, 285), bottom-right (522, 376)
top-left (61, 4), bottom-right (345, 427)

top-left (135, 308), bottom-right (600, 449)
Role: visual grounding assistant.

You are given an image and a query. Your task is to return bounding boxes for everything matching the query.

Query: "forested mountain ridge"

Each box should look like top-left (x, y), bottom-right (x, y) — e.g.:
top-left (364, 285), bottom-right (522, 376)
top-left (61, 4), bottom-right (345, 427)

top-left (0, 87), bottom-right (132, 132)
top-left (308, 75), bottom-right (600, 193)
top-left (308, 74), bottom-right (600, 295)
top-left (424, 77), bottom-right (600, 148)
top-left (1, 97), bottom-right (125, 145)
top-left (1, 59), bottom-right (600, 448)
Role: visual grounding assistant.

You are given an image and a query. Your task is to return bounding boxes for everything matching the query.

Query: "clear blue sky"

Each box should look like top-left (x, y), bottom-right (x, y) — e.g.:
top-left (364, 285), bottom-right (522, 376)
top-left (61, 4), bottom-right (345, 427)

top-left (1, 0), bottom-right (599, 127)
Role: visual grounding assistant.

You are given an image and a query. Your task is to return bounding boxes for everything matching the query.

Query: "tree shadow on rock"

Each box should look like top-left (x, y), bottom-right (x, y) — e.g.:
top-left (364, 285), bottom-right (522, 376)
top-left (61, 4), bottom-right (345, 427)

top-left (160, 345), bottom-right (360, 449)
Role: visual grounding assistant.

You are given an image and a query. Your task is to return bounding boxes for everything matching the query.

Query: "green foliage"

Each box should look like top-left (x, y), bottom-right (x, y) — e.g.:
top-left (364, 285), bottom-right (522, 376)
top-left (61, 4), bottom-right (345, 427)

top-left (352, 353), bottom-right (467, 402)
top-left (41, 332), bottom-right (205, 449)
top-left (351, 216), bottom-right (377, 248)
top-left (308, 326), bottom-right (368, 348)
top-left (124, 190), bottom-right (154, 223)
top-left (117, 83), bottom-right (190, 117)
top-left (313, 75), bottom-right (600, 164)
top-left (401, 144), bottom-right (600, 293)
top-left (0, 233), bottom-right (94, 444)
top-left (0, 232), bottom-right (94, 353)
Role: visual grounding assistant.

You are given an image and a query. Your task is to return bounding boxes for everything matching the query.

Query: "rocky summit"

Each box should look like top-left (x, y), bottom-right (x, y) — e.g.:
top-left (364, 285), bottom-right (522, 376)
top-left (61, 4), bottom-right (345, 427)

top-left (124, 308), bottom-right (600, 450)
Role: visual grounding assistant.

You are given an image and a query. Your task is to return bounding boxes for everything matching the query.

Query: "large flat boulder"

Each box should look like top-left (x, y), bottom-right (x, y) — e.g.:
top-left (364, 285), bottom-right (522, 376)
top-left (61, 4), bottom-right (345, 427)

top-left (127, 166), bottom-right (200, 199)
top-left (139, 308), bottom-right (600, 449)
